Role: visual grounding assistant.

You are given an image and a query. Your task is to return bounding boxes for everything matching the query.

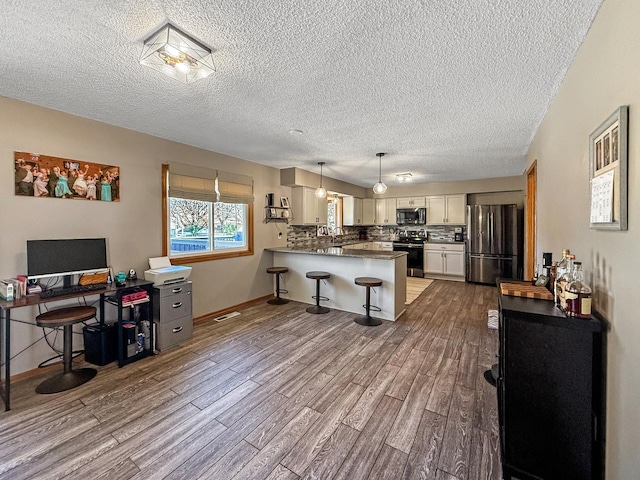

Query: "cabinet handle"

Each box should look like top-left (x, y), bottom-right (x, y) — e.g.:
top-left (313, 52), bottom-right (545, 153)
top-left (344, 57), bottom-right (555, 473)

top-left (172, 326), bottom-right (183, 333)
top-left (172, 302), bottom-right (183, 308)
top-left (172, 287), bottom-right (183, 293)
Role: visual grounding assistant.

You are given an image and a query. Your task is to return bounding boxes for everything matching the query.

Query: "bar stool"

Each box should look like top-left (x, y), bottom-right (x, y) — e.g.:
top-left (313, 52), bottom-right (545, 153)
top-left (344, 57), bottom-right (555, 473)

top-left (305, 271), bottom-right (331, 314)
top-left (354, 277), bottom-right (383, 326)
top-left (267, 266), bottom-right (289, 305)
top-left (35, 305), bottom-right (98, 394)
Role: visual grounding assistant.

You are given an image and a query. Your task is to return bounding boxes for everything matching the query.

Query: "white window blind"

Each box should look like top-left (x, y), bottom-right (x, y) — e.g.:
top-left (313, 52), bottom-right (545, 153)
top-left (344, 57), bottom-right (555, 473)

top-left (168, 163), bottom-right (253, 204)
top-left (168, 162), bottom-right (217, 203)
top-left (216, 170), bottom-right (254, 204)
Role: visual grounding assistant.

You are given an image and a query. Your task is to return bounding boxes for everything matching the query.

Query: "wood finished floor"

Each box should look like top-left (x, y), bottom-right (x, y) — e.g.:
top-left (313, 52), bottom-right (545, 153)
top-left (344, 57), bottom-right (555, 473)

top-left (0, 280), bottom-right (501, 480)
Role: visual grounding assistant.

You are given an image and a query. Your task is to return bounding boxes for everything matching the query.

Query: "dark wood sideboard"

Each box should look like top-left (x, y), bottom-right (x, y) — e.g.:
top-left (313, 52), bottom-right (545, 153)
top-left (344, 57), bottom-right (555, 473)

top-left (497, 287), bottom-right (606, 480)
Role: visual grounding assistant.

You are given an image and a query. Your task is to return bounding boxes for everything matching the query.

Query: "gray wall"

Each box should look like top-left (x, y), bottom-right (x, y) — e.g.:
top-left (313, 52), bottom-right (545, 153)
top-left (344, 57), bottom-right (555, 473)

top-left (0, 96), bottom-right (290, 375)
top-left (526, 0), bottom-right (640, 476)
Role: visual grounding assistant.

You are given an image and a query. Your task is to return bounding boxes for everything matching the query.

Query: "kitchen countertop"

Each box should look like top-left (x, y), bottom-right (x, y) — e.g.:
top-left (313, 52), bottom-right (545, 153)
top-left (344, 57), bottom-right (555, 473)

top-left (265, 246), bottom-right (406, 259)
top-left (424, 241), bottom-right (466, 245)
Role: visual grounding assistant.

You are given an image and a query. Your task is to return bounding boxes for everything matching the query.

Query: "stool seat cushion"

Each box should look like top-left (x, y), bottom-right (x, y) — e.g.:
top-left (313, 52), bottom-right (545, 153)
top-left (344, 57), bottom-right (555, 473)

top-left (267, 266), bottom-right (289, 274)
top-left (306, 271), bottom-right (331, 280)
top-left (355, 277), bottom-right (383, 287)
top-left (36, 306), bottom-right (97, 328)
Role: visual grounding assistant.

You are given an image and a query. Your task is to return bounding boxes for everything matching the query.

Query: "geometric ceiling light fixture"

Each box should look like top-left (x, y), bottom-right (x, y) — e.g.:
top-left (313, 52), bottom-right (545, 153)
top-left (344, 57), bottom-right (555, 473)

top-left (140, 24), bottom-right (215, 84)
top-left (315, 161), bottom-right (327, 198)
top-left (396, 172), bottom-right (413, 182)
top-left (373, 152), bottom-right (388, 194)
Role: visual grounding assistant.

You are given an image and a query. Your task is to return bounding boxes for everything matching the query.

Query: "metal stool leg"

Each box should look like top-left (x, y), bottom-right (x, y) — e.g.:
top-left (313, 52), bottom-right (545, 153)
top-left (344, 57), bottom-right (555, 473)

top-left (306, 278), bottom-right (330, 314)
top-left (268, 273), bottom-right (289, 305)
top-left (36, 325), bottom-right (97, 394)
top-left (354, 286), bottom-right (383, 326)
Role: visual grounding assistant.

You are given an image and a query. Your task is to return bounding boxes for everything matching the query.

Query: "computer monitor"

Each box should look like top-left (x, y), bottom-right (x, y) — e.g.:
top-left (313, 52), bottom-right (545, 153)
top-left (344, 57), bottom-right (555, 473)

top-left (27, 238), bottom-right (108, 287)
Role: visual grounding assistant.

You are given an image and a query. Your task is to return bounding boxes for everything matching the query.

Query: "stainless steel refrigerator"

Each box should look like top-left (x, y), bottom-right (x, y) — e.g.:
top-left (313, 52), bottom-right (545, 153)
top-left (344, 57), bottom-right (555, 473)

top-left (466, 204), bottom-right (520, 284)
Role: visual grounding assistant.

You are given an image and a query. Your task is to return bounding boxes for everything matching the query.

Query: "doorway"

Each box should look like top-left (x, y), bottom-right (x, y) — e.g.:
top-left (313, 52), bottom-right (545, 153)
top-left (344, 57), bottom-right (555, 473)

top-left (525, 160), bottom-right (537, 280)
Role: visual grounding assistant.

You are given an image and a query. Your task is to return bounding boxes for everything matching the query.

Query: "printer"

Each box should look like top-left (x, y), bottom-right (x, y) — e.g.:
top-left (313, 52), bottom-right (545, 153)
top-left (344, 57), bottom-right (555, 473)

top-left (144, 256), bottom-right (192, 286)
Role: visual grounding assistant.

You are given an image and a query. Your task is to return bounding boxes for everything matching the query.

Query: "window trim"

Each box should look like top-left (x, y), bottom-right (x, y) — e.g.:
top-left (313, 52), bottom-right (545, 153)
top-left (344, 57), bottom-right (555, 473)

top-left (162, 164), bottom-right (254, 264)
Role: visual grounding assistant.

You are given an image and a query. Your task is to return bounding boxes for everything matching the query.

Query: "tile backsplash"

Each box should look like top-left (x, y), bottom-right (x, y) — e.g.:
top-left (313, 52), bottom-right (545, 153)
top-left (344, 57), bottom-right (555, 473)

top-left (286, 224), bottom-right (465, 247)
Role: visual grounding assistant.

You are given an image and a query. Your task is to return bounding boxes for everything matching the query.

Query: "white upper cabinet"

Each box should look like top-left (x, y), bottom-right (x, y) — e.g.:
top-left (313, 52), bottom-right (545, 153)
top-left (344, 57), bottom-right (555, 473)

top-left (426, 194), bottom-right (467, 224)
top-left (344, 198), bottom-right (376, 225)
top-left (397, 196), bottom-right (426, 208)
top-left (343, 196), bottom-right (363, 225)
top-left (291, 187), bottom-right (328, 225)
top-left (375, 198), bottom-right (397, 225)
top-left (362, 199), bottom-right (376, 225)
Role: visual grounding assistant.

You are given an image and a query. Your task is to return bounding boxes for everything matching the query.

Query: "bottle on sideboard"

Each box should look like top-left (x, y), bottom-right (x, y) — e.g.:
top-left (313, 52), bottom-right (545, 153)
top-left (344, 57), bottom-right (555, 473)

top-left (548, 261), bottom-right (558, 293)
top-left (565, 262), bottom-right (592, 318)
top-left (554, 249), bottom-right (570, 307)
top-left (556, 253), bottom-right (575, 312)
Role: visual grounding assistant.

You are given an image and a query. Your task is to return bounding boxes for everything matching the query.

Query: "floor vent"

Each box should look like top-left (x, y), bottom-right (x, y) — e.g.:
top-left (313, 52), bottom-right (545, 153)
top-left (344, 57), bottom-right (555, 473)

top-left (214, 311), bottom-right (241, 322)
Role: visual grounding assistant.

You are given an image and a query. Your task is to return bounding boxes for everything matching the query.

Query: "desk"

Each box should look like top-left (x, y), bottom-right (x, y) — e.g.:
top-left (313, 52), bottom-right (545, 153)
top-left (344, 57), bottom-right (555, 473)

top-left (0, 279), bottom-right (154, 411)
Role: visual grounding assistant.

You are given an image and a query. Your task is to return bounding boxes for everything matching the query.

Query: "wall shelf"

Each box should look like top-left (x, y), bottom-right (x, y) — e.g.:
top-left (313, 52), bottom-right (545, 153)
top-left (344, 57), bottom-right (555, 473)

top-left (265, 206), bottom-right (291, 223)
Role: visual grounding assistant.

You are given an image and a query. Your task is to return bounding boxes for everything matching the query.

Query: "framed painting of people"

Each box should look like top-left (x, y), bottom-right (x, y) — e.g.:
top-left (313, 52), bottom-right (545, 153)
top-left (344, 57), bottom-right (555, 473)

top-left (14, 152), bottom-right (120, 202)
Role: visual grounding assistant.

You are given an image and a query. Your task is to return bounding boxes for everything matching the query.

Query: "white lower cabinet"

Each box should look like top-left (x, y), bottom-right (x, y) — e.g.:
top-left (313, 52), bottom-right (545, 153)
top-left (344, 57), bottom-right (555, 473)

top-left (424, 243), bottom-right (465, 279)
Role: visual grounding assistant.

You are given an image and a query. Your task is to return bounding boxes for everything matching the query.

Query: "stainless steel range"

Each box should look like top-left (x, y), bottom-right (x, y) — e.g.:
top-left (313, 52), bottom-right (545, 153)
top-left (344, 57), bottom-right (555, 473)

top-left (393, 234), bottom-right (426, 277)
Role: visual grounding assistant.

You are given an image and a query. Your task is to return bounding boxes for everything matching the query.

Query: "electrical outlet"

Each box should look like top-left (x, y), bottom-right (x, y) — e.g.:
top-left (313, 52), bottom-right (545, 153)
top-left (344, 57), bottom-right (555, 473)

top-left (278, 232), bottom-right (283, 239)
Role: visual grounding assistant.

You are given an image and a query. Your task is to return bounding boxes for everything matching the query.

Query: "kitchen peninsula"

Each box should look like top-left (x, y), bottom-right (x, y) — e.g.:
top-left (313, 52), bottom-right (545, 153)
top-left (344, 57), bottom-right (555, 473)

top-left (265, 246), bottom-right (407, 321)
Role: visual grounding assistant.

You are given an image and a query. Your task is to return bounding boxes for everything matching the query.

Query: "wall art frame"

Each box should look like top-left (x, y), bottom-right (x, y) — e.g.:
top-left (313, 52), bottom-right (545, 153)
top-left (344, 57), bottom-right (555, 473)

top-left (589, 106), bottom-right (628, 230)
top-left (14, 152), bottom-right (120, 202)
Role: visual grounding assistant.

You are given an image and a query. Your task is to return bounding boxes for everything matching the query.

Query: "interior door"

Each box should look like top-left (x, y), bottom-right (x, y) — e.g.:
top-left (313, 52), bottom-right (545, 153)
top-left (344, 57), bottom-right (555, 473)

top-left (525, 161), bottom-right (537, 280)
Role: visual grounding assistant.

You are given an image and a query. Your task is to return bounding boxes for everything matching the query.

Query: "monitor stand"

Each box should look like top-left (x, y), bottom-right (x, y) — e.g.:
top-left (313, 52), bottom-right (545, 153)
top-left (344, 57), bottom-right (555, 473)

top-left (62, 275), bottom-right (74, 288)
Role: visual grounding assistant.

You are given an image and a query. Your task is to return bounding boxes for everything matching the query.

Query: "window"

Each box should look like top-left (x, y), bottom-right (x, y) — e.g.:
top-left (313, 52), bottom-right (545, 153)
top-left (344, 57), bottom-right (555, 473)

top-left (162, 164), bottom-right (254, 264)
top-left (327, 195), bottom-right (342, 231)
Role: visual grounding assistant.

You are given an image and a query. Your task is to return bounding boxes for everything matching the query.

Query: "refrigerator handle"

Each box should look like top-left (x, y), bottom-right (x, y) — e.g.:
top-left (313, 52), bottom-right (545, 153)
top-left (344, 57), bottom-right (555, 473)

top-left (489, 212), bottom-right (494, 250)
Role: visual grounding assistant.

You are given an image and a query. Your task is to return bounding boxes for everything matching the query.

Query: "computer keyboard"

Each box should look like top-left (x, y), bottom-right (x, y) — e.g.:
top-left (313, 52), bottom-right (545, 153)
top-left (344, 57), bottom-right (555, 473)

top-left (39, 283), bottom-right (107, 299)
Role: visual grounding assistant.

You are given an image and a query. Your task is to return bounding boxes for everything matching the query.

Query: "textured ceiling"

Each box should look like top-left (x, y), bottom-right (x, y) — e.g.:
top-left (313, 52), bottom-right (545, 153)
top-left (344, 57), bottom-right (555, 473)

top-left (0, 0), bottom-right (602, 188)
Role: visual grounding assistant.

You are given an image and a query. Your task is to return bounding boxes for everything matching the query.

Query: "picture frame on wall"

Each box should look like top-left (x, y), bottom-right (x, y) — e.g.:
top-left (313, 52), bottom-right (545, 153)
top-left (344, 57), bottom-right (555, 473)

top-left (14, 152), bottom-right (120, 202)
top-left (589, 106), bottom-right (628, 230)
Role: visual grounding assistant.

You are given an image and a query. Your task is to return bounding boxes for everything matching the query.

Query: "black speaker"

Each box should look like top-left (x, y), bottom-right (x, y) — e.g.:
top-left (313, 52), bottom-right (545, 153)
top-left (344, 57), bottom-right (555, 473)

top-left (83, 324), bottom-right (117, 366)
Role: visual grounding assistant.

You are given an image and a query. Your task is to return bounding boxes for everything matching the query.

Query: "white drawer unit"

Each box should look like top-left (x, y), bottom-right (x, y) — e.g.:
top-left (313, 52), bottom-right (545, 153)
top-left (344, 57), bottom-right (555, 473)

top-left (424, 243), bottom-right (466, 280)
top-left (153, 281), bottom-right (193, 350)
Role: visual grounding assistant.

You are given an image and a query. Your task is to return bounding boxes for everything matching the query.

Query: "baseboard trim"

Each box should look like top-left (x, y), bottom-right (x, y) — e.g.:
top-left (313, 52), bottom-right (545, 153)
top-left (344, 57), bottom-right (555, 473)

top-left (194, 294), bottom-right (273, 324)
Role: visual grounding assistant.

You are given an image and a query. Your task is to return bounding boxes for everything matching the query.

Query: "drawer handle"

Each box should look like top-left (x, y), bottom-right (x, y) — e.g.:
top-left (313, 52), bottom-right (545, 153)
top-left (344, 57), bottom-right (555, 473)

top-left (172, 287), bottom-right (183, 293)
top-left (172, 302), bottom-right (183, 308)
top-left (172, 326), bottom-right (183, 333)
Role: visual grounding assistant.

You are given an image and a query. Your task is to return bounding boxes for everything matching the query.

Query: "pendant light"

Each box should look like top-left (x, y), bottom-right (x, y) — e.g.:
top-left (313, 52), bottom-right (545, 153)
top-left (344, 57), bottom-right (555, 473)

top-left (373, 152), bottom-right (387, 194)
top-left (315, 161), bottom-right (327, 198)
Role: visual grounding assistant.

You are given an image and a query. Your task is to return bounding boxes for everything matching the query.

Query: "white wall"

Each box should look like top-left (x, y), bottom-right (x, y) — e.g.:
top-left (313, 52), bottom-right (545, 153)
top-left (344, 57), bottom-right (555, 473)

top-left (0, 96), bottom-right (289, 375)
top-left (526, 0), bottom-right (639, 477)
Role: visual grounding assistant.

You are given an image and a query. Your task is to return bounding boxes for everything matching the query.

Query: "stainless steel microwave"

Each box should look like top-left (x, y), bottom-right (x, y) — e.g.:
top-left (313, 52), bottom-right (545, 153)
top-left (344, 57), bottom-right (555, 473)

top-left (396, 208), bottom-right (426, 225)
